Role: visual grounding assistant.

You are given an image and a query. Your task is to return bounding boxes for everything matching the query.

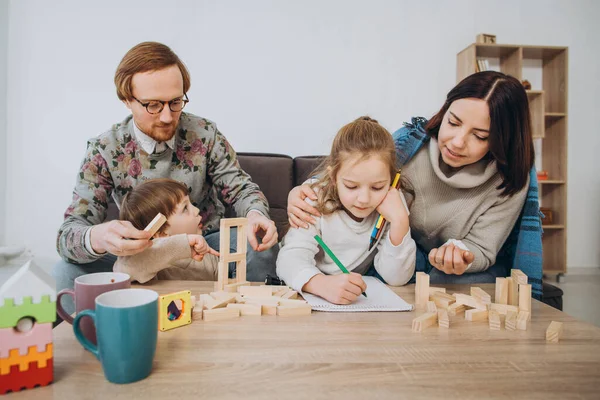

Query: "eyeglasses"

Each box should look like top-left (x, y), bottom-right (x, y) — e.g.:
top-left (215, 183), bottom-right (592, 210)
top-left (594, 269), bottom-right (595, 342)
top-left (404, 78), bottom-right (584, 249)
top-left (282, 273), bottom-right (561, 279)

top-left (132, 93), bottom-right (189, 114)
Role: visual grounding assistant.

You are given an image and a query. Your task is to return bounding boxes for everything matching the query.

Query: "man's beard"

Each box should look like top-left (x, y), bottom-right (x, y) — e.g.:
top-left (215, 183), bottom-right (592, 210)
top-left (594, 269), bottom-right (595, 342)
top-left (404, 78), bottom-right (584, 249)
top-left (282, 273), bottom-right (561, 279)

top-left (147, 123), bottom-right (178, 142)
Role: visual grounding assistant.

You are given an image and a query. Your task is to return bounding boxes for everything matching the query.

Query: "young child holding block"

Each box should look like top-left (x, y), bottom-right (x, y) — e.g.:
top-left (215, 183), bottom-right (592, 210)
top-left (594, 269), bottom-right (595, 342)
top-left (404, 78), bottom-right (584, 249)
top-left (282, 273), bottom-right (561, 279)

top-left (114, 178), bottom-right (219, 282)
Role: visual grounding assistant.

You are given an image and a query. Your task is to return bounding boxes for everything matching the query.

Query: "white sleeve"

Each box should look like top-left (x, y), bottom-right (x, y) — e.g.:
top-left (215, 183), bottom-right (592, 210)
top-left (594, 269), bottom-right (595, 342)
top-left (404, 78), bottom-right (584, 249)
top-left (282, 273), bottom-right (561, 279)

top-left (276, 216), bottom-right (324, 294)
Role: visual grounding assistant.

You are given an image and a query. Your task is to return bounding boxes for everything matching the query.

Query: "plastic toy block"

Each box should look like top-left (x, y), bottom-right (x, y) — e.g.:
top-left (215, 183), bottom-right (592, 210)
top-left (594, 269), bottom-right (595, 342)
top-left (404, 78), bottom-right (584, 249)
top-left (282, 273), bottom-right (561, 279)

top-left (158, 291), bottom-right (192, 332)
top-left (0, 344), bottom-right (53, 375)
top-left (0, 322), bottom-right (52, 357)
top-left (0, 296), bottom-right (56, 329)
top-left (0, 358), bottom-right (53, 394)
top-left (0, 260), bottom-right (56, 308)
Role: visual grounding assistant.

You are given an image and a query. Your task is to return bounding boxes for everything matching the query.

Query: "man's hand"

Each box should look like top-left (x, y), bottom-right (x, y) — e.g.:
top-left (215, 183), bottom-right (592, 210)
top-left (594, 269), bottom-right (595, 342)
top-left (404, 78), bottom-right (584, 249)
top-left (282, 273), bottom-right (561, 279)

top-left (287, 184), bottom-right (320, 229)
top-left (188, 234), bottom-right (220, 261)
top-left (246, 212), bottom-right (278, 252)
top-left (428, 243), bottom-right (475, 275)
top-left (89, 220), bottom-right (153, 256)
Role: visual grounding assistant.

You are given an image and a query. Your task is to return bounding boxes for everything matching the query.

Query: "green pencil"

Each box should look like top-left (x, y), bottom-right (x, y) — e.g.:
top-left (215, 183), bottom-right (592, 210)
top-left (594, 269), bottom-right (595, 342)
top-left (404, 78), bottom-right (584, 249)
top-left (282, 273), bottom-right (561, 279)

top-left (314, 234), bottom-right (367, 297)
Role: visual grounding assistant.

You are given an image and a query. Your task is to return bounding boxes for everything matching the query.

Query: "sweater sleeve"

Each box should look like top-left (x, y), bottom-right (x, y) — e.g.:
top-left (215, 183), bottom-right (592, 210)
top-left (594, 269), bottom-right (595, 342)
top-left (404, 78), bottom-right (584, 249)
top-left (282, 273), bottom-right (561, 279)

top-left (374, 228), bottom-right (416, 286)
top-left (206, 127), bottom-right (270, 218)
top-left (56, 139), bottom-right (115, 264)
top-left (373, 190), bottom-right (416, 286)
top-left (276, 219), bottom-right (324, 293)
top-left (114, 234), bottom-right (193, 283)
top-left (459, 185), bottom-right (528, 273)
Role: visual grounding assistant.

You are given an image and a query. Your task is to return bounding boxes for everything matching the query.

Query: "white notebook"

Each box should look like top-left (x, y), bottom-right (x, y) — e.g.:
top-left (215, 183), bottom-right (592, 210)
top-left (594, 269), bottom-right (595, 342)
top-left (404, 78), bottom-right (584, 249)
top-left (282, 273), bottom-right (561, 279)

top-left (301, 276), bottom-right (414, 312)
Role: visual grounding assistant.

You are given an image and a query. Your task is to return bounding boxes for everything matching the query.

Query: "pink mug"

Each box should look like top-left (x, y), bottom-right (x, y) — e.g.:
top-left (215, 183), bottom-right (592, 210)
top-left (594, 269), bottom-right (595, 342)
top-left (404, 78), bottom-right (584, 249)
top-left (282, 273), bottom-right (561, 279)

top-left (56, 272), bottom-right (130, 344)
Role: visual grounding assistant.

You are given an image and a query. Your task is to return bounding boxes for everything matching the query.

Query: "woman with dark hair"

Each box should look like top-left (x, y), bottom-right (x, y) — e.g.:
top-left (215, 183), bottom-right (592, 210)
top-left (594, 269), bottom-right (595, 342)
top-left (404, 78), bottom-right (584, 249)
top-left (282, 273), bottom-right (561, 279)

top-left (286, 71), bottom-right (543, 298)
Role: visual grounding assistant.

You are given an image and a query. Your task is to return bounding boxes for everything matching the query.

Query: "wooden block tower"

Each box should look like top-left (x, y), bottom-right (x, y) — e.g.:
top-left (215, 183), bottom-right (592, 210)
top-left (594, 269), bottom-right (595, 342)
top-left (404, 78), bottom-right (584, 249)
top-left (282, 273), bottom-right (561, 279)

top-left (0, 260), bottom-right (56, 394)
top-left (216, 218), bottom-right (249, 291)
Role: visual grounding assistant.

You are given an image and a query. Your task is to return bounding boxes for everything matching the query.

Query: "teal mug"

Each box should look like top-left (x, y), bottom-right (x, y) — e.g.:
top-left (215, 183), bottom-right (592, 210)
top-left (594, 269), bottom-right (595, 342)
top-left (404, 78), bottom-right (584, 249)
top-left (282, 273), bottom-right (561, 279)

top-left (73, 288), bottom-right (159, 384)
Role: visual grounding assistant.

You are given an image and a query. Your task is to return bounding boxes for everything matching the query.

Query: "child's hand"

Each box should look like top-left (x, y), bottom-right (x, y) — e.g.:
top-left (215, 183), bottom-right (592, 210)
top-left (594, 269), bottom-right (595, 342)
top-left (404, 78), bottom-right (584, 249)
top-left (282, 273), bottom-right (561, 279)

top-left (303, 273), bottom-right (367, 305)
top-left (429, 244), bottom-right (474, 275)
top-left (376, 188), bottom-right (409, 246)
top-left (187, 234), bottom-right (220, 261)
top-left (376, 187), bottom-right (407, 225)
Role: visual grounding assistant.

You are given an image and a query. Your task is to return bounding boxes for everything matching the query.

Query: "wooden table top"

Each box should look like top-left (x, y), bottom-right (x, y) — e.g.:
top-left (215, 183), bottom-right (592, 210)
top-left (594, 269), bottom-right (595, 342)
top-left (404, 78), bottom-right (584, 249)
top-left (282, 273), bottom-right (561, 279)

top-left (12, 281), bottom-right (600, 399)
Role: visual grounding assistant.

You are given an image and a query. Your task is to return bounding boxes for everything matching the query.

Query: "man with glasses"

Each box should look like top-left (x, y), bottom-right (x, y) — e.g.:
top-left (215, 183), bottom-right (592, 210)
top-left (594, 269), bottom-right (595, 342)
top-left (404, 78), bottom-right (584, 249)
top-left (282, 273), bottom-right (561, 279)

top-left (54, 42), bottom-right (278, 312)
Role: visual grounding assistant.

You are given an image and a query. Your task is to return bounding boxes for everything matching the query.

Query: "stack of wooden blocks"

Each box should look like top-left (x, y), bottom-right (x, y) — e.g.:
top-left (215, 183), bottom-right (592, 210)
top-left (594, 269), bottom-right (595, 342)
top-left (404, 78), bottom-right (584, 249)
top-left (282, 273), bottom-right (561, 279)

top-left (412, 270), bottom-right (563, 342)
top-left (194, 284), bottom-right (312, 322)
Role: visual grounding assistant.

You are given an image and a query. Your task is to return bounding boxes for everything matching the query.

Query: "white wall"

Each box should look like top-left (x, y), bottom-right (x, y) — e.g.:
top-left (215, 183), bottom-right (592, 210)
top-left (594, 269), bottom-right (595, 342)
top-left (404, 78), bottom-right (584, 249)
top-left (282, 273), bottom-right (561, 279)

top-left (4, 0), bottom-right (600, 268)
top-left (0, 0), bottom-right (8, 246)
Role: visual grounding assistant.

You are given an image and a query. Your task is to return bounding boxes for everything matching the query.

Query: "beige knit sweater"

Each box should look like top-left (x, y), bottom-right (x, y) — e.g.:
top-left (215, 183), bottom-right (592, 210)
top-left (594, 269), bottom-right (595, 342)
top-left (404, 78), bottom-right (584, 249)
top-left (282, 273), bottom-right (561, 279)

top-left (401, 139), bottom-right (528, 272)
top-left (114, 234), bottom-right (218, 283)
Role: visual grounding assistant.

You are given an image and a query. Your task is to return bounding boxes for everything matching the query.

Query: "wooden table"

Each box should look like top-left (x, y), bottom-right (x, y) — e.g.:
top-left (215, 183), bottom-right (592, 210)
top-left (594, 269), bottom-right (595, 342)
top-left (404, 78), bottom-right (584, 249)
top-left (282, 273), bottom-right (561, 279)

top-left (13, 281), bottom-right (600, 399)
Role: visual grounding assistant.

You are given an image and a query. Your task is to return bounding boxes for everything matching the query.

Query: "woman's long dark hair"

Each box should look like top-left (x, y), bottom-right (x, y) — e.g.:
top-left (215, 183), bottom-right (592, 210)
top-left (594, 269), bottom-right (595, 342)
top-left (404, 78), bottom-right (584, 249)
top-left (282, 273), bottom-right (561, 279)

top-left (426, 71), bottom-right (534, 196)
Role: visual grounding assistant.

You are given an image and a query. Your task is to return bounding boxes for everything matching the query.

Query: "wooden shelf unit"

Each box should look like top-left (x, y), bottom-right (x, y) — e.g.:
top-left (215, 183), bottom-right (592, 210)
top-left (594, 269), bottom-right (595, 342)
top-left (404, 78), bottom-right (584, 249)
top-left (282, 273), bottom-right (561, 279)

top-left (457, 43), bottom-right (568, 275)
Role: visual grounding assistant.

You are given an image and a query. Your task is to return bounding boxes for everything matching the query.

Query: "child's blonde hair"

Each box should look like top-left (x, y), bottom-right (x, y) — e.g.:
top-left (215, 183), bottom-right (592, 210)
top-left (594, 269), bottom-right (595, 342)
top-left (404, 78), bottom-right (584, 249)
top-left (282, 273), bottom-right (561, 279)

top-left (310, 116), bottom-right (397, 215)
top-left (119, 178), bottom-right (190, 235)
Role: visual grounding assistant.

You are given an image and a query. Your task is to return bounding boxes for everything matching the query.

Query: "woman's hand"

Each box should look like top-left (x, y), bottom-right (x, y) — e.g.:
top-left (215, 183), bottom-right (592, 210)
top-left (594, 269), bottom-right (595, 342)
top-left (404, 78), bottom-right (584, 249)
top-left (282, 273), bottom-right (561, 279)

top-left (287, 184), bottom-right (320, 229)
top-left (188, 234), bottom-right (220, 261)
top-left (428, 243), bottom-right (474, 275)
top-left (302, 273), bottom-right (367, 305)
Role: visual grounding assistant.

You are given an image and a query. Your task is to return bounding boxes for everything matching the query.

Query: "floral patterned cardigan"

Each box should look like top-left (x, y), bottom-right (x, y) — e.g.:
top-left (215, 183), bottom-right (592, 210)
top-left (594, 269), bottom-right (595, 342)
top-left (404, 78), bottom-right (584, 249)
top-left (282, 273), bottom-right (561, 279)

top-left (57, 112), bottom-right (269, 264)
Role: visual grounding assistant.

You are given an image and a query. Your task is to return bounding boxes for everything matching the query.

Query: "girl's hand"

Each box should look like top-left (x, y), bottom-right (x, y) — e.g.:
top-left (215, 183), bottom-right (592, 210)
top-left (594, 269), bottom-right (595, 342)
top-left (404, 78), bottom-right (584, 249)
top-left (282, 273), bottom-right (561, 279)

top-left (428, 244), bottom-right (474, 275)
top-left (287, 184), bottom-right (320, 229)
top-left (188, 234), bottom-right (220, 261)
top-left (303, 273), bottom-right (367, 305)
top-left (376, 188), bottom-right (409, 246)
top-left (375, 187), bottom-right (407, 225)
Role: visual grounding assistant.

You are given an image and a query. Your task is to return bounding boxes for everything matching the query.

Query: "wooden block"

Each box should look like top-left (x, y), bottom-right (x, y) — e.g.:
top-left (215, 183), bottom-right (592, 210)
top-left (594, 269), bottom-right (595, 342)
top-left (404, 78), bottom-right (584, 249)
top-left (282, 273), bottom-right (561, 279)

top-left (242, 297), bottom-right (281, 306)
top-left (144, 213), bottom-right (167, 237)
top-left (261, 285), bottom-right (293, 294)
top-left (227, 303), bottom-right (262, 316)
top-left (276, 305), bottom-right (312, 316)
top-left (505, 311), bottom-right (517, 331)
top-left (429, 287), bottom-right (446, 295)
top-left (454, 293), bottom-right (487, 310)
top-left (210, 291), bottom-right (237, 299)
top-left (272, 288), bottom-right (289, 297)
top-left (216, 261), bottom-right (228, 292)
top-left (281, 291), bottom-right (298, 299)
top-left (223, 281), bottom-right (251, 293)
top-left (415, 272), bottom-right (430, 308)
top-left (507, 277), bottom-right (519, 306)
top-left (518, 283), bottom-right (532, 320)
top-left (511, 269), bottom-right (528, 285)
top-left (205, 295), bottom-right (236, 310)
top-left (437, 309), bottom-right (449, 328)
top-left (412, 312), bottom-right (437, 332)
top-left (495, 278), bottom-right (508, 305)
top-left (488, 309), bottom-right (501, 330)
top-left (202, 308), bottom-right (240, 322)
top-left (278, 298), bottom-right (309, 307)
top-left (470, 287), bottom-right (491, 305)
top-left (516, 311), bottom-right (530, 330)
top-left (447, 302), bottom-right (467, 316)
top-left (489, 303), bottom-right (519, 316)
top-left (192, 307), bottom-right (204, 321)
top-left (239, 286), bottom-right (272, 298)
top-left (262, 304), bottom-right (278, 316)
top-left (546, 321), bottom-right (563, 342)
top-left (431, 292), bottom-right (456, 309)
top-left (465, 309), bottom-right (489, 322)
top-left (426, 301), bottom-right (438, 313)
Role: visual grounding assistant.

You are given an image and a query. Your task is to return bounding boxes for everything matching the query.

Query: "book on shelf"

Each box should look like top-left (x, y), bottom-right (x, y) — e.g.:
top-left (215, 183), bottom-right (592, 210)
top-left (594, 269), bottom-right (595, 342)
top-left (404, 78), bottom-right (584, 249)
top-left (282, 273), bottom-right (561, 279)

top-left (476, 58), bottom-right (489, 72)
